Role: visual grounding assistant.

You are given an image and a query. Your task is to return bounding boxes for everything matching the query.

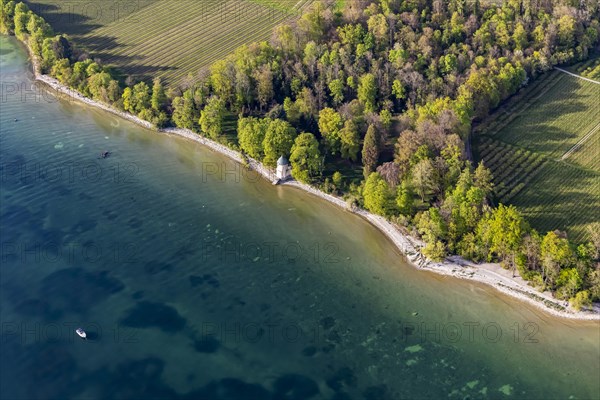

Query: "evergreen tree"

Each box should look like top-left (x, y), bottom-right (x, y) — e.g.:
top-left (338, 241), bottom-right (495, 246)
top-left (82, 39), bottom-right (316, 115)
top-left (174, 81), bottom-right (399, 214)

top-left (362, 125), bottom-right (379, 178)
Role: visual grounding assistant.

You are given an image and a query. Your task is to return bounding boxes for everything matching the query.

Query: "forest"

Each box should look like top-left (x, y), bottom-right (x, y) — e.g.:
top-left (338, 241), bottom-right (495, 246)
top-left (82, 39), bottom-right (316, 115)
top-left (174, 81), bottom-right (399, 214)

top-left (2, 0), bottom-right (599, 309)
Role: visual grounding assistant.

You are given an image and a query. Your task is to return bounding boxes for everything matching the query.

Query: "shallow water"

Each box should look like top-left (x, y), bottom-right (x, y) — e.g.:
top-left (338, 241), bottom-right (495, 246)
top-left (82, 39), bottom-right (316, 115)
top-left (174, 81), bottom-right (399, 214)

top-left (1, 35), bottom-right (599, 400)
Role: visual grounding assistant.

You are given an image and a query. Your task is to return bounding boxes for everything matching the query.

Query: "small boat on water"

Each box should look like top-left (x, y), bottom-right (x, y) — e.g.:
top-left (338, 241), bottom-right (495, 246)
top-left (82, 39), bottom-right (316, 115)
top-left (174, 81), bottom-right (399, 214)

top-left (75, 327), bottom-right (87, 340)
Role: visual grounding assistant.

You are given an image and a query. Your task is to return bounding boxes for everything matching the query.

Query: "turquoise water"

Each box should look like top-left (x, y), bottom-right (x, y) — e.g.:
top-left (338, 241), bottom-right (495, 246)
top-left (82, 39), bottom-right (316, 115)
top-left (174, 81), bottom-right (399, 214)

top-left (1, 36), bottom-right (599, 400)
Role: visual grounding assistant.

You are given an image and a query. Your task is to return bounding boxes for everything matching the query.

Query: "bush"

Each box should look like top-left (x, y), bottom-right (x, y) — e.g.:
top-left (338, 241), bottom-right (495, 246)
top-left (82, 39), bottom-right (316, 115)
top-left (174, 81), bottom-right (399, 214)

top-left (423, 240), bottom-right (447, 261)
top-left (569, 290), bottom-right (591, 311)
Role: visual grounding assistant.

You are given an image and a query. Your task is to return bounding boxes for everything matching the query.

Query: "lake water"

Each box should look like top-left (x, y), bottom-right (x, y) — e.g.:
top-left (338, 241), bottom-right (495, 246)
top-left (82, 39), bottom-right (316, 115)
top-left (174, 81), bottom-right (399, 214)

top-left (1, 35), bottom-right (599, 400)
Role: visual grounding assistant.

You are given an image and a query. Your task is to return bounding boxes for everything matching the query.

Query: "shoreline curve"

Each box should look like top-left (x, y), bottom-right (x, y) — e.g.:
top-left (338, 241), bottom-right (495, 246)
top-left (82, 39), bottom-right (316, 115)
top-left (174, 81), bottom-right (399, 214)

top-left (17, 36), bottom-right (600, 321)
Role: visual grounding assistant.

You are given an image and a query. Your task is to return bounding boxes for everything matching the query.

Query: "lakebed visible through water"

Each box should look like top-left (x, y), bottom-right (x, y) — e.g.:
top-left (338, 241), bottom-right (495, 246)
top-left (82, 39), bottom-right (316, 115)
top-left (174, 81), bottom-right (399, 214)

top-left (1, 36), bottom-right (599, 399)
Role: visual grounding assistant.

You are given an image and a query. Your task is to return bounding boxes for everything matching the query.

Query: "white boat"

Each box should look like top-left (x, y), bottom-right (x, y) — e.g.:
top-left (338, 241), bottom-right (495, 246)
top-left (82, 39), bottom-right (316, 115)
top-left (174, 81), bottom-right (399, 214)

top-left (75, 328), bottom-right (87, 339)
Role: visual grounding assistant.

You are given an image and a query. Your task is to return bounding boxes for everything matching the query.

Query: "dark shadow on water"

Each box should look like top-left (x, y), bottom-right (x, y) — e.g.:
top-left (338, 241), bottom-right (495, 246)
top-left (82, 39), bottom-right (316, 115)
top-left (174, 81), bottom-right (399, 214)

top-left (93, 357), bottom-right (179, 400)
top-left (0, 205), bottom-right (33, 228)
top-left (119, 301), bottom-right (186, 333)
top-left (330, 393), bottom-right (353, 400)
top-left (40, 267), bottom-right (124, 314)
top-left (189, 274), bottom-right (220, 289)
top-left (70, 218), bottom-right (98, 234)
top-left (320, 316), bottom-right (336, 330)
top-left (102, 208), bottom-right (119, 221)
top-left (192, 336), bottom-right (220, 353)
top-left (14, 298), bottom-right (62, 320)
top-left (363, 385), bottom-right (390, 400)
top-left (301, 346), bottom-right (317, 357)
top-left (185, 378), bottom-right (271, 400)
top-left (2, 339), bottom-right (80, 400)
top-left (144, 261), bottom-right (173, 275)
top-left (172, 244), bottom-right (196, 262)
top-left (326, 368), bottom-right (357, 392)
top-left (85, 331), bottom-right (101, 341)
top-left (273, 374), bottom-right (320, 400)
top-left (128, 217), bottom-right (143, 229)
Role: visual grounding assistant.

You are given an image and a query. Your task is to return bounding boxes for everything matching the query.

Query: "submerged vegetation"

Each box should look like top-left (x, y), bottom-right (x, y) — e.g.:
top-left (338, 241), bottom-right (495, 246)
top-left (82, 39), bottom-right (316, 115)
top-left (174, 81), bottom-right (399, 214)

top-left (2, 0), bottom-right (599, 309)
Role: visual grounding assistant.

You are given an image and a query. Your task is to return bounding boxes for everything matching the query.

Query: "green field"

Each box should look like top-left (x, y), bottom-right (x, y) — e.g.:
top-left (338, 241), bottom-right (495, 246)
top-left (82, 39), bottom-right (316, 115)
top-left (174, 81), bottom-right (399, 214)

top-left (25, 0), bottom-right (314, 86)
top-left (567, 54), bottom-right (600, 80)
top-left (474, 68), bottom-right (600, 242)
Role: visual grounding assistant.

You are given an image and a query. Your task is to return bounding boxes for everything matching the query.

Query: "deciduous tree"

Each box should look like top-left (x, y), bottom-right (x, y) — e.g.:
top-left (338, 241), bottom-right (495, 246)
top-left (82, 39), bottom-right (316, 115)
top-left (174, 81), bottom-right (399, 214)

top-left (199, 96), bottom-right (225, 139)
top-left (263, 119), bottom-right (298, 166)
top-left (290, 132), bottom-right (323, 183)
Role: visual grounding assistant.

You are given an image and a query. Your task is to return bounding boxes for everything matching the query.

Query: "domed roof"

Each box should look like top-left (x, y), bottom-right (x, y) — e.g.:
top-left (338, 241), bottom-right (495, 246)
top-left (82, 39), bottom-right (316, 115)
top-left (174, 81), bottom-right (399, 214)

top-left (277, 156), bottom-right (289, 166)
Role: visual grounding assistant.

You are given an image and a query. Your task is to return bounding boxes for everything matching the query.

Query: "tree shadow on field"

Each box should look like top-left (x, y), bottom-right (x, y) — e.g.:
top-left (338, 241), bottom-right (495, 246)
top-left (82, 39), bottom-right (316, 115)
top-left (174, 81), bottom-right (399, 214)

top-left (25, 1), bottom-right (103, 36)
top-left (71, 34), bottom-right (177, 84)
top-left (511, 161), bottom-right (600, 240)
top-left (499, 91), bottom-right (593, 156)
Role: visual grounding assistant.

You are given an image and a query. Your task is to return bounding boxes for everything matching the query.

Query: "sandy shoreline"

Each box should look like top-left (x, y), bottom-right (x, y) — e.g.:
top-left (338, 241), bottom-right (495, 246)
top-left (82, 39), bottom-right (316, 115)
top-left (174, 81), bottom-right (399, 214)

top-left (21, 41), bottom-right (599, 321)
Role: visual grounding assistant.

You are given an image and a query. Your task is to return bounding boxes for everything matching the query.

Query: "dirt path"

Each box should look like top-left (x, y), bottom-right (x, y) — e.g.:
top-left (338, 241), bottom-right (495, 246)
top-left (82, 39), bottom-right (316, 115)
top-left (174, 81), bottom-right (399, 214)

top-left (561, 121), bottom-right (600, 161)
top-left (555, 67), bottom-right (600, 85)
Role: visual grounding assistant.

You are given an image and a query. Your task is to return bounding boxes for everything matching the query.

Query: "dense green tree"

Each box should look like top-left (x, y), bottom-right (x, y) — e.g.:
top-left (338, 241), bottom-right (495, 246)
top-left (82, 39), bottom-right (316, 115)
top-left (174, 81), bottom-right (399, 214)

top-left (443, 166), bottom-right (491, 249)
top-left (411, 158), bottom-right (436, 202)
top-left (88, 71), bottom-right (113, 103)
top-left (50, 58), bottom-right (71, 85)
top-left (26, 14), bottom-right (52, 56)
top-left (363, 172), bottom-right (394, 216)
top-left (137, 82), bottom-right (151, 111)
top-left (362, 124), bottom-right (379, 178)
top-left (151, 77), bottom-right (167, 112)
top-left (210, 59), bottom-right (235, 104)
top-left (339, 120), bottom-right (361, 162)
top-left (290, 133), bottom-right (323, 183)
top-left (318, 108), bottom-right (344, 154)
top-left (540, 231), bottom-right (575, 288)
top-left (199, 96), bottom-right (226, 139)
top-left (263, 119), bottom-right (297, 166)
top-left (513, 23), bottom-right (528, 50)
top-left (357, 73), bottom-right (377, 112)
top-left (123, 81), bottom-right (151, 115)
top-left (477, 204), bottom-right (526, 273)
top-left (588, 268), bottom-right (600, 302)
top-left (283, 97), bottom-right (301, 124)
top-left (13, 2), bottom-right (29, 39)
top-left (238, 117), bottom-right (268, 159)
top-left (52, 35), bottom-right (71, 60)
top-left (328, 79), bottom-right (345, 105)
top-left (521, 230), bottom-right (542, 275)
top-left (255, 65), bottom-right (274, 109)
top-left (396, 181), bottom-right (415, 217)
top-left (1, 0), bottom-right (16, 34)
top-left (172, 91), bottom-right (198, 130)
top-left (332, 171), bottom-right (343, 191)
top-left (556, 268), bottom-right (583, 300)
top-left (570, 290), bottom-right (591, 311)
top-left (298, 0), bottom-right (327, 42)
top-left (416, 207), bottom-right (448, 261)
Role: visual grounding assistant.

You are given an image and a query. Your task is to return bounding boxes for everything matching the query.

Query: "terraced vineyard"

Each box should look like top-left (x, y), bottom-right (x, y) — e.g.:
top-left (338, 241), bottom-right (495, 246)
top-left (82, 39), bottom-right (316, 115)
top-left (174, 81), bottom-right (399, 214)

top-left (476, 138), bottom-right (548, 203)
top-left (474, 67), bottom-right (600, 242)
top-left (25, 0), bottom-right (314, 86)
top-left (485, 71), bottom-right (600, 159)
